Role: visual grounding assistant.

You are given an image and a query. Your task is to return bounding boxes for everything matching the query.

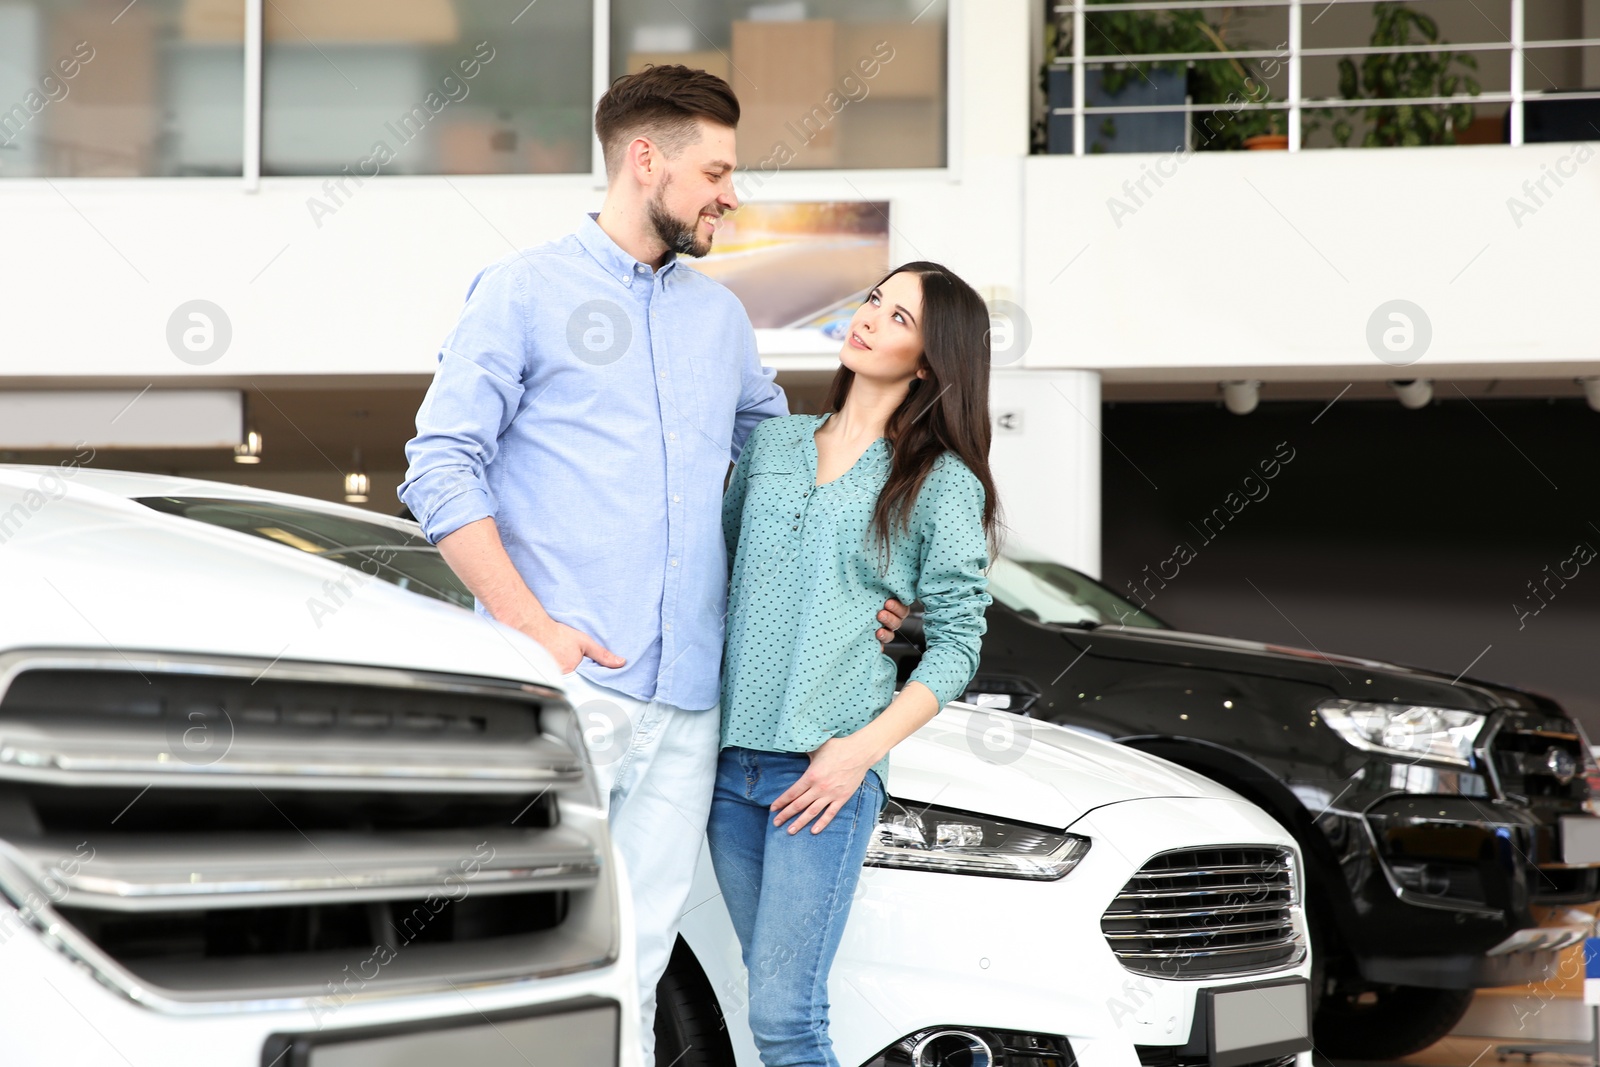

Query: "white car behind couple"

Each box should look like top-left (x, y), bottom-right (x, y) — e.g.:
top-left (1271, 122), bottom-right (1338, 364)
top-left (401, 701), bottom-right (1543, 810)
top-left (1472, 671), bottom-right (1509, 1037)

top-left (0, 464), bottom-right (1313, 1067)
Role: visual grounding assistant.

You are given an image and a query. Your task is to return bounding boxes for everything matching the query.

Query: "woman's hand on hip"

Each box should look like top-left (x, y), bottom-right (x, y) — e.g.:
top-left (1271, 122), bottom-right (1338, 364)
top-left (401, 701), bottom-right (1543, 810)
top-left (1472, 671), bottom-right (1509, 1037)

top-left (770, 736), bottom-right (876, 835)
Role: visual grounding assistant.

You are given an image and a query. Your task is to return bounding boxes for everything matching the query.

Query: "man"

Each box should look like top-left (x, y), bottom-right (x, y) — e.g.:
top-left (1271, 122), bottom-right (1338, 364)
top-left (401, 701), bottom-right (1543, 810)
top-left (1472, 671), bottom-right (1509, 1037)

top-left (399, 65), bottom-right (905, 1066)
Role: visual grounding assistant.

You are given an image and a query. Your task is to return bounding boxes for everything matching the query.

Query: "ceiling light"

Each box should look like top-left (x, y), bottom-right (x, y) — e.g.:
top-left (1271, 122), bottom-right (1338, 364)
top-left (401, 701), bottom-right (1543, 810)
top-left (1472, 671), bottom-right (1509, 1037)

top-left (1580, 378), bottom-right (1600, 412)
top-left (232, 430), bottom-right (263, 464)
top-left (343, 449), bottom-right (369, 504)
top-left (1221, 380), bottom-right (1260, 415)
top-left (1389, 379), bottom-right (1433, 410)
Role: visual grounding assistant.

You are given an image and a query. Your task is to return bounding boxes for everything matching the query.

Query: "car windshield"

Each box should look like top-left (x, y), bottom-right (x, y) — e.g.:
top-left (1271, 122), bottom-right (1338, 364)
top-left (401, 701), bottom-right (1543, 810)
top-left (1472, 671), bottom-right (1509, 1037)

top-left (986, 553), bottom-right (1168, 629)
top-left (136, 496), bottom-right (475, 610)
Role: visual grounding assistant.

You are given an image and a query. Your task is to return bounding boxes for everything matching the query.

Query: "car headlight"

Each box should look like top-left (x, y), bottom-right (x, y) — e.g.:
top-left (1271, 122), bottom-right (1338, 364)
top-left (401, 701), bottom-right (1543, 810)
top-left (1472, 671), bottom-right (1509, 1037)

top-left (1318, 699), bottom-right (1486, 767)
top-left (866, 798), bottom-right (1090, 881)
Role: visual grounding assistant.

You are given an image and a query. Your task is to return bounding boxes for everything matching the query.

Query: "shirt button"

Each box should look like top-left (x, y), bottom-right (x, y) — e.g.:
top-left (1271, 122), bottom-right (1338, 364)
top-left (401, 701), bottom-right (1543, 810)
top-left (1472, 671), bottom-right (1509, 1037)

top-left (664, 623), bottom-right (673, 632)
top-left (659, 370), bottom-right (669, 379)
top-left (669, 558), bottom-right (679, 567)
top-left (672, 494), bottom-right (681, 503)
top-left (668, 432), bottom-right (677, 441)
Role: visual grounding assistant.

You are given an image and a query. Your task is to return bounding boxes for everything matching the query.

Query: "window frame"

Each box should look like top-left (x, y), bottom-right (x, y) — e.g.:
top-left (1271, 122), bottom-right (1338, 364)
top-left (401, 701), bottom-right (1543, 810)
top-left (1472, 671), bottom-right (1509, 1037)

top-left (235, 0), bottom-right (963, 189)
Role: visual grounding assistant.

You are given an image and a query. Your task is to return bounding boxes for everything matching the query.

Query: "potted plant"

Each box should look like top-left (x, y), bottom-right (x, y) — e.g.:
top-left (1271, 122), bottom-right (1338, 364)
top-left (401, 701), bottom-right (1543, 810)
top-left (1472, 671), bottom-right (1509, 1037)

top-left (1185, 8), bottom-right (1287, 150)
top-left (1036, 4), bottom-right (1289, 154)
top-left (1041, 2), bottom-right (1197, 154)
top-left (1326, 1), bottom-right (1480, 146)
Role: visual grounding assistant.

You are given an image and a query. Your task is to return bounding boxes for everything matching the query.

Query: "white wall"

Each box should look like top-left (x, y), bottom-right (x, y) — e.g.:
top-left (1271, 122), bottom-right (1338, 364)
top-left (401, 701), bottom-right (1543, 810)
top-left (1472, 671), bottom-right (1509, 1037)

top-left (990, 369), bottom-right (1102, 575)
top-left (1022, 142), bottom-right (1600, 381)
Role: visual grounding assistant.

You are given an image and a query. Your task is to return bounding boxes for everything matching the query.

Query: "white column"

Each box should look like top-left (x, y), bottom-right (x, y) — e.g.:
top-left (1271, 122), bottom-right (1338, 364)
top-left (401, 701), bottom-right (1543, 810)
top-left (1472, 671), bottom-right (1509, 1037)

top-left (243, 0), bottom-right (262, 192)
top-left (988, 369), bottom-right (1102, 577)
top-left (1585, 0), bottom-right (1600, 87)
top-left (1071, 1), bottom-right (1086, 157)
top-left (1287, 0), bottom-right (1302, 152)
top-left (1510, 0), bottom-right (1525, 146)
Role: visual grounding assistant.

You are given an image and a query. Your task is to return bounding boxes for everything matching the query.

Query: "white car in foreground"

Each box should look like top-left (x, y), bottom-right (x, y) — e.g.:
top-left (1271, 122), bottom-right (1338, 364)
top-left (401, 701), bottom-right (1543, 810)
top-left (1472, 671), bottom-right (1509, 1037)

top-left (0, 464), bottom-right (639, 1067)
top-left (0, 464), bottom-right (1315, 1067)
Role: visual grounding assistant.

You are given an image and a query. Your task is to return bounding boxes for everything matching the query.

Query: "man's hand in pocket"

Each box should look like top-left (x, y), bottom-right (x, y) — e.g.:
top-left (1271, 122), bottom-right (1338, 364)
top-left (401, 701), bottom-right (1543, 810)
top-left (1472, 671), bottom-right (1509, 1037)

top-left (525, 617), bottom-right (625, 674)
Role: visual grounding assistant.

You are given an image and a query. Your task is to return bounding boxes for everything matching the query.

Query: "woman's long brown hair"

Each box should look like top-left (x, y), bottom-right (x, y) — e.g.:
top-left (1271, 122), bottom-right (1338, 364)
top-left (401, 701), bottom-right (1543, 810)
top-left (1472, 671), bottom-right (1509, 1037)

top-left (823, 261), bottom-right (1003, 563)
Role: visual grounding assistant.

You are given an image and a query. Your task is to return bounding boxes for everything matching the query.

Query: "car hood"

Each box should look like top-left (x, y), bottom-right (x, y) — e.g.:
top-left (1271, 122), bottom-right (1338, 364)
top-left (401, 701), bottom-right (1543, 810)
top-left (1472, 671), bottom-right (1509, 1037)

top-left (1069, 620), bottom-right (1541, 714)
top-left (0, 471), bottom-right (564, 690)
top-left (887, 703), bottom-right (1243, 830)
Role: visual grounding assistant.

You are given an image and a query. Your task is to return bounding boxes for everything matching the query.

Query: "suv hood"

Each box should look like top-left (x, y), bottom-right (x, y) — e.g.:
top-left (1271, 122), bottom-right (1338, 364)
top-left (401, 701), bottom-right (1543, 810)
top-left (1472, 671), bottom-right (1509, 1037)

top-left (0, 473), bottom-right (563, 689)
top-left (1072, 621), bottom-right (1543, 715)
top-left (887, 703), bottom-right (1243, 829)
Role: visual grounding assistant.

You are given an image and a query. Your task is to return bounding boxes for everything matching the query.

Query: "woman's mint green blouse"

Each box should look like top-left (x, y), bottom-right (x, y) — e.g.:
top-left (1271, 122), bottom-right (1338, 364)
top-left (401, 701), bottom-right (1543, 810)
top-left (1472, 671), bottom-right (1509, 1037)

top-left (720, 412), bottom-right (992, 788)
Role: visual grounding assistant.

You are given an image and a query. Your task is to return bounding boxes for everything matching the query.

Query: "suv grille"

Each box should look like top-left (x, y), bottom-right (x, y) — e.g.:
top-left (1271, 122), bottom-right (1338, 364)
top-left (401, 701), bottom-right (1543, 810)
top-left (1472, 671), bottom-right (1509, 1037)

top-left (0, 651), bottom-right (614, 1012)
top-left (1101, 846), bottom-right (1304, 979)
top-left (1488, 711), bottom-right (1591, 802)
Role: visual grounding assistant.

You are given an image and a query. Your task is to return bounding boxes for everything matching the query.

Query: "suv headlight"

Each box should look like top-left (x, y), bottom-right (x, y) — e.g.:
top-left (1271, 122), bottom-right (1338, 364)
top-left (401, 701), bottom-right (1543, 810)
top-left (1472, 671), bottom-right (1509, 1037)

top-left (866, 798), bottom-right (1090, 881)
top-left (1319, 699), bottom-right (1486, 767)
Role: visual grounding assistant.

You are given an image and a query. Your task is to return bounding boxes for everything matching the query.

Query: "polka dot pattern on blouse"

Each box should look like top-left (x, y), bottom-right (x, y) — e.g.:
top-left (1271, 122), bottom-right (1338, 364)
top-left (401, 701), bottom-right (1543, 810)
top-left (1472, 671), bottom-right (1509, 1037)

top-left (720, 412), bottom-right (993, 790)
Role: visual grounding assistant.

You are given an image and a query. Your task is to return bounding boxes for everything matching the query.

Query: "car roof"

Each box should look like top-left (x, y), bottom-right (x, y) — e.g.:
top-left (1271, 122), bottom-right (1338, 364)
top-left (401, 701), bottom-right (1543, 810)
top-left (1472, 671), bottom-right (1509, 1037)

top-left (0, 463), bottom-right (419, 535)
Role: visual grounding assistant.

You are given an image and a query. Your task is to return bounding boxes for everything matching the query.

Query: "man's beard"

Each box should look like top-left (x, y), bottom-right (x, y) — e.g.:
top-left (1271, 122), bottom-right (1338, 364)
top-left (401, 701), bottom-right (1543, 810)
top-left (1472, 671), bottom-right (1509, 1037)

top-left (648, 182), bottom-right (714, 258)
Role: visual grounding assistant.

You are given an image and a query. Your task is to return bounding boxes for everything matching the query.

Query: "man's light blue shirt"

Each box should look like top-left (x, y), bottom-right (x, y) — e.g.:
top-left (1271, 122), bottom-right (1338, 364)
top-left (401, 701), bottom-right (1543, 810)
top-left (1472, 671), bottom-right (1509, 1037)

top-left (400, 214), bottom-right (788, 710)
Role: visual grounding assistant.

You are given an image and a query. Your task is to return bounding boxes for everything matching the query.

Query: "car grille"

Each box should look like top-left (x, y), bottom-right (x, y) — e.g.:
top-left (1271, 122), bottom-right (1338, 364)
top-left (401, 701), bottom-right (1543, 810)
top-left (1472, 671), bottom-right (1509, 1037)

top-left (0, 650), bottom-right (614, 1013)
top-left (1101, 845), bottom-right (1304, 979)
top-left (1487, 711), bottom-right (1591, 802)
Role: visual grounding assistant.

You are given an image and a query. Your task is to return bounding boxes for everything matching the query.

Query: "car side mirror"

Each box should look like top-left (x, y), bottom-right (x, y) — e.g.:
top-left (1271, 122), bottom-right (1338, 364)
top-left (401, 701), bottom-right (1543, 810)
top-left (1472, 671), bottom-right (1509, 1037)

top-left (962, 676), bottom-right (1042, 714)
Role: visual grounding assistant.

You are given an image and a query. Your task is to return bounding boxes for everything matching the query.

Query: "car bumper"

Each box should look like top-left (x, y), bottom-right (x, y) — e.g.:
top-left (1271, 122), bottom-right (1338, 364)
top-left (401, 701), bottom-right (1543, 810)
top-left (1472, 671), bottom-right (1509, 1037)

top-left (686, 794), bottom-right (1313, 1067)
top-left (1321, 792), bottom-right (1600, 987)
top-left (0, 858), bottom-right (644, 1067)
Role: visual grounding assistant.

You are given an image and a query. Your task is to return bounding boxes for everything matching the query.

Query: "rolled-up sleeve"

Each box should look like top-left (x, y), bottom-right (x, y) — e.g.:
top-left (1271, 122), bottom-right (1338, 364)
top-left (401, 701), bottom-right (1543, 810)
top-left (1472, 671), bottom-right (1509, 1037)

top-left (907, 460), bottom-right (993, 707)
top-left (399, 259), bottom-right (530, 543)
top-left (730, 316), bottom-right (787, 461)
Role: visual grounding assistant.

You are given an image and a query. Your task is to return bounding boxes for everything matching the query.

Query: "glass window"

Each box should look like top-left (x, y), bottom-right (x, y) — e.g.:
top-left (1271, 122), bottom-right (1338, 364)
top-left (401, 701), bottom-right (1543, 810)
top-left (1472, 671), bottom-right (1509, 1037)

top-left (611, 0), bottom-right (947, 171)
top-left (261, 0), bottom-right (592, 176)
top-left (0, 0), bottom-right (244, 177)
top-left (987, 553), bottom-right (1168, 630)
top-left (136, 496), bottom-right (474, 609)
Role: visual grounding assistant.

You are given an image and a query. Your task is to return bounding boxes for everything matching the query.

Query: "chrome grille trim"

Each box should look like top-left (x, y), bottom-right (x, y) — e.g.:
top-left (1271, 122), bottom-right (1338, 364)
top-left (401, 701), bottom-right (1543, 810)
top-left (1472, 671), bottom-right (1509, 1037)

top-left (0, 649), bottom-right (583, 791)
top-left (0, 649), bottom-right (566, 706)
top-left (0, 648), bottom-right (619, 1012)
top-left (1102, 845), bottom-right (1306, 980)
top-left (1110, 935), bottom-right (1305, 957)
top-left (0, 725), bottom-right (584, 792)
top-left (0, 829), bottom-right (601, 911)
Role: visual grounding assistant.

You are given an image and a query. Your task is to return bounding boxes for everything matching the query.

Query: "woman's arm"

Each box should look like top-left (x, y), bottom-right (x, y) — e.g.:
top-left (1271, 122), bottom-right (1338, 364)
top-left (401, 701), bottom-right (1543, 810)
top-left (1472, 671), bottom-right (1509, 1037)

top-left (770, 459), bottom-right (992, 834)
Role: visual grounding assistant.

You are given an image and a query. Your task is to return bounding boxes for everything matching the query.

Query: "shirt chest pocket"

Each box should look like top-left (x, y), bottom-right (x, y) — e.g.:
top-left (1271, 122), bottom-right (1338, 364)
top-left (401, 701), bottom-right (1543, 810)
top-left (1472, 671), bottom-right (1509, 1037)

top-left (744, 450), bottom-right (807, 560)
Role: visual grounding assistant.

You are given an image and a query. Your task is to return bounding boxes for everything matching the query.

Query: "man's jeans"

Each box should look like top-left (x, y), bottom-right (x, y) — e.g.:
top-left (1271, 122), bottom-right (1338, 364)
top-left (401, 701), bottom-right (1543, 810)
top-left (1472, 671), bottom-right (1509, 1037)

top-left (706, 747), bottom-right (885, 1067)
top-left (561, 671), bottom-right (721, 1067)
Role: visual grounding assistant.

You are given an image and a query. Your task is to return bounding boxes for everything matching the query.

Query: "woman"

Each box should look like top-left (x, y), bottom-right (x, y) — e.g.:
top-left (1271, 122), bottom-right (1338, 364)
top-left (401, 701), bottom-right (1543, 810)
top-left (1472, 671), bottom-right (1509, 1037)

top-left (710, 261), bottom-right (1001, 1066)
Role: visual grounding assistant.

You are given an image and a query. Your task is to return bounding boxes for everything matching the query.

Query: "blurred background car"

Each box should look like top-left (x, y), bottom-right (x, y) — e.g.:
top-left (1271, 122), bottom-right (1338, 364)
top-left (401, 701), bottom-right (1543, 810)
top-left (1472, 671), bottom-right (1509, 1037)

top-left (886, 542), bottom-right (1600, 1060)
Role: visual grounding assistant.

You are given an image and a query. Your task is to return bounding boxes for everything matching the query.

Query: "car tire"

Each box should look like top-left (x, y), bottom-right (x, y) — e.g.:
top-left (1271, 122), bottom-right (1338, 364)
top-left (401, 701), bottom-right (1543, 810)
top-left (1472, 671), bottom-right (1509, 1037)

top-left (1313, 984), bottom-right (1475, 1059)
top-left (654, 939), bottom-right (736, 1067)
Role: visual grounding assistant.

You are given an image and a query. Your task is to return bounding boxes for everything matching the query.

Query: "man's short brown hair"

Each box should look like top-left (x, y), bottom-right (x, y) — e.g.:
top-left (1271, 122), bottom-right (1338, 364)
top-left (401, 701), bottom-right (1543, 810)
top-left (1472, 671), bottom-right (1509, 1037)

top-left (594, 64), bottom-right (740, 179)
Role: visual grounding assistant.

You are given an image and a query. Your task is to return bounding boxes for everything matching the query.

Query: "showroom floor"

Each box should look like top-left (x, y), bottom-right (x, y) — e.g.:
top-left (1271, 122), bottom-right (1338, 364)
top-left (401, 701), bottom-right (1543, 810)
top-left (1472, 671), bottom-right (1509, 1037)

top-left (1391, 1037), bottom-right (1591, 1067)
top-left (1320, 1038), bottom-right (1592, 1067)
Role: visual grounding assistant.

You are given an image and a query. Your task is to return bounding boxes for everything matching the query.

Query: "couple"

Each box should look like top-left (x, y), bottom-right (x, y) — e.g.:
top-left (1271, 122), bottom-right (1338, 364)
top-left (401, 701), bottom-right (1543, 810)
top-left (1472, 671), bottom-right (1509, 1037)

top-left (400, 64), bottom-right (998, 1067)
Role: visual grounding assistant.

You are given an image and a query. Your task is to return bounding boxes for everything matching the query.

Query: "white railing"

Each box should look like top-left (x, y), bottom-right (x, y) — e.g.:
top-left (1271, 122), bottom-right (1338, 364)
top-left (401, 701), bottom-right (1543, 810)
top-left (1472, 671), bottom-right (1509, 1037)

top-left (1049, 0), bottom-right (1600, 153)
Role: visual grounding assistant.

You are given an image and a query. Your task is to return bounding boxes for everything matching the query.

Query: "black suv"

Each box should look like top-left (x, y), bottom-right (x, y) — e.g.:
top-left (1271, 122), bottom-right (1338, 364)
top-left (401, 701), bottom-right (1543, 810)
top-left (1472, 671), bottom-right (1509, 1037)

top-left (886, 548), bottom-right (1600, 1060)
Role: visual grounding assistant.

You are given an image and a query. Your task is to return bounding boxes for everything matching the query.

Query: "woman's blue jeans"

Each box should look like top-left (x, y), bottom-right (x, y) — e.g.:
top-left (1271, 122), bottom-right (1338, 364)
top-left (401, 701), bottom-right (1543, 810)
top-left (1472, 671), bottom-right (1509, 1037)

top-left (706, 747), bottom-right (885, 1067)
